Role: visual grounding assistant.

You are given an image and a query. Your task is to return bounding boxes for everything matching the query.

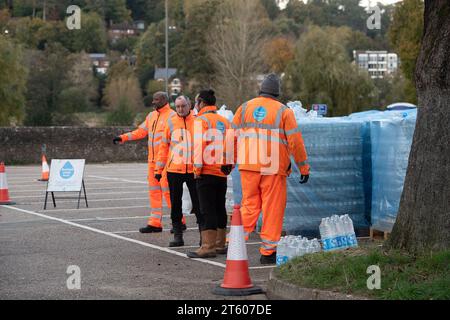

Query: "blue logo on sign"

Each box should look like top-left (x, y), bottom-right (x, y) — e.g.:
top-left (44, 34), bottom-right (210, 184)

top-left (60, 161), bottom-right (75, 179)
top-left (253, 106), bottom-right (267, 122)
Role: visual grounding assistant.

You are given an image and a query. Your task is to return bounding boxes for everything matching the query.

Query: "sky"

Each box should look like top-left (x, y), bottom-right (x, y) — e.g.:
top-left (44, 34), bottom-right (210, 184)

top-left (277, 0), bottom-right (403, 10)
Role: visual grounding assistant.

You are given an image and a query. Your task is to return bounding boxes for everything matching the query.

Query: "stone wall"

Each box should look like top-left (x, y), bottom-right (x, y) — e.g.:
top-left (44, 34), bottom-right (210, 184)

top-left (0, 127), bottom-right (148, 165)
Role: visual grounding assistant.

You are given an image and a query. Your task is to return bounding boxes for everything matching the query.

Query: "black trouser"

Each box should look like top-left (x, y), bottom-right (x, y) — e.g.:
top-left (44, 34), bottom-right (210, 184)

top-left (167, 172), bottom-right (202, 227)
top-left (196, 174), bottom-right (228, 231)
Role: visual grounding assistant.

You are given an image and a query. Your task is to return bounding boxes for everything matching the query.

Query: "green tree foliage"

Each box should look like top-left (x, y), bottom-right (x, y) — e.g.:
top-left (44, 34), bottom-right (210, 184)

top-left (105, 97), bottom-right (134, 125)
top-left (66, 11), bottom-right (107, 53)
top-left (283, 0), bottom-right (392, 37)
top-left (85, 0), bottom-right (130, 24)
top-left (147, 80), bottom-right (164, 97)
top-left (0, 35), bottom-right (27, 126)
top-left (388, 0), bottom-right (424, 104)
top-left (260, 0), bottom-right (280, 20)
top-left (134, 22), bottom-right (165, 88)
top-left (285, 26), bottom-right (376, 116)
top-left (178, 0), bottom-right (219, 84)
top-left (127, 0), bottom-right (164, 26)
top-left (23, 44), bottom-right (73, 125)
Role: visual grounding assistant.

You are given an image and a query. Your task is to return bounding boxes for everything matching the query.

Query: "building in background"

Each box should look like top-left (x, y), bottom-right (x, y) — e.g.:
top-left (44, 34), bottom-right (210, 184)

top-left (154, 68), bottom-right (181, 97)
top-left (89, 53), bottom-right (110, 74)
top-left (108, 21), bottom-right (146, 43)
top-left (353, 50), bottom-right (399, 79)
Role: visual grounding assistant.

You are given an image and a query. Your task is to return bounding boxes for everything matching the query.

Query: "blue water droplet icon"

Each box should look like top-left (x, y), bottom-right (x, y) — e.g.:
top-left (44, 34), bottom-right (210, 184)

top-left (60, 161), bottom-right (75, 179)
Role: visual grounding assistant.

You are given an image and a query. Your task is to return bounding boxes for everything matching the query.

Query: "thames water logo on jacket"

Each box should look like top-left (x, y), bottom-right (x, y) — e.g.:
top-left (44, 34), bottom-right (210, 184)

top-left (60, 161), bottom-right (75, 179)
top-left (216, 121), bottom-right (225, 134)
top-left (253, 106), bottom-right (267, 122)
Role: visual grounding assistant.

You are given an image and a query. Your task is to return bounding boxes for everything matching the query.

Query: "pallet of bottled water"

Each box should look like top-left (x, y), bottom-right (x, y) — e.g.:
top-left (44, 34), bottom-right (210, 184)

top-left (319, 214), bottom-right (358, 252)
top-left (276, 236), bottom-right (322, 266)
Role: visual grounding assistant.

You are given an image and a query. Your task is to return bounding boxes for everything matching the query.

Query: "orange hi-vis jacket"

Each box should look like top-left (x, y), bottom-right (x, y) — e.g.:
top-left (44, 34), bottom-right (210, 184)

top-left (232, 96), bottom-right (310, 176)
top-left (120, 104), bottom-right (176, 166)
top-left (155, 111), bottom-right (196, 175)
top-left (193, 105), bottom-right (231, 178)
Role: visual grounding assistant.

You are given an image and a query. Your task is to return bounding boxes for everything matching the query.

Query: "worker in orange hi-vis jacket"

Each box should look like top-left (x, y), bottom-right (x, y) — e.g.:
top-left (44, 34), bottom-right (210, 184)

top-left (186, 89), bottom-right (234, 259)
top-left (113, 92), bottom-right (186, 233)
top-left (231, 73), bottom-right (310, 265)
top-left (154, 95), bottom-right (202, 248)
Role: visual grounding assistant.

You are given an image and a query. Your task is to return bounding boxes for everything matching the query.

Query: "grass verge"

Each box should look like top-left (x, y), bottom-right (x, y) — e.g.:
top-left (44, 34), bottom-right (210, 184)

top-left (275, 242), bottom-right (450, 300)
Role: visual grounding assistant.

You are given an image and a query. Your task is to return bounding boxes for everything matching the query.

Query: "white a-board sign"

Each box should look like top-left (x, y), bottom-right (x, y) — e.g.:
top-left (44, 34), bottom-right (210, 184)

top-left (47, 159), bottom-right (85, 191)
top-left (44, 159), bottom-right (88, 210)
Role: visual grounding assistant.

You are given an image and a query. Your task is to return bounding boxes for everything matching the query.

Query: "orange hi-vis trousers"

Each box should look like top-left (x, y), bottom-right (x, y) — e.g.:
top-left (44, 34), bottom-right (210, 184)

top-left (147, 164), bottom-right (171, 228)
top-left (240, 170), bottom-right (287, 256)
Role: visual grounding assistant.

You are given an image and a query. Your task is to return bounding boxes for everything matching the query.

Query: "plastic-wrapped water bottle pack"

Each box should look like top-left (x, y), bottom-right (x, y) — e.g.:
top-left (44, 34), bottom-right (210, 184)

top-left (319, 214), bottom-right (358, 252)
top-left (276, 236), bottom-right (322, 266)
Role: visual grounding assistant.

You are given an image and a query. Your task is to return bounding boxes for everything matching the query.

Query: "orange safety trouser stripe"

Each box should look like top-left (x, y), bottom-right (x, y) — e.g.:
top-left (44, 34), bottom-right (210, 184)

top-left (240, 170), bottom-right (287, 256)
top-left (147, 165), bottom-right (171, 228)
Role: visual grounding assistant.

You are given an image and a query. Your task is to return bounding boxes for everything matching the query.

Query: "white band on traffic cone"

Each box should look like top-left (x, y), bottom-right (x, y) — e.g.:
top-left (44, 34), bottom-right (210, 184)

top-left (0, 172), bottom-right (8, 190)
top-left (226, 225), bottom-right (248, 261)
top-left (42, 158), bottom-right (49, 173)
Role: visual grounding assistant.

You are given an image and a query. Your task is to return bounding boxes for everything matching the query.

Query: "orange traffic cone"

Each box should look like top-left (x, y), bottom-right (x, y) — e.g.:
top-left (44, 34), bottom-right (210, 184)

top-left (213, 205), bottom-right (263, 296)
top-left (0, 162), bottom-right (15, 205)
top-left (38, 155), bottom-right (50, 181)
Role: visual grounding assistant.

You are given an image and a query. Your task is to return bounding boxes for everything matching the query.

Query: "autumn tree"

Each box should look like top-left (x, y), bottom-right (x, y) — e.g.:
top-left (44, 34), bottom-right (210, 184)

top-left (388, 0), bottom-right (424, 104)
top-left (262, 37), bottom-right (295, 74)
top-left (387, 0), bottom-right (450, 252)
top-left (104, 61), bottom-right (143, 125)
top-left (207, 0), bottom-right (269, 110)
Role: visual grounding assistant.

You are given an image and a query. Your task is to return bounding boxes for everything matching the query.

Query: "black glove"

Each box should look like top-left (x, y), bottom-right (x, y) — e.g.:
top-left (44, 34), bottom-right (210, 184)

top-left (300, 174), bottom-right (309, 184)
top-left (113, 136), bottom-right (122, 145)
top-left (154, 174), bottom-right (162, 182)
top-left (221, 165), bottom-right (233, 176)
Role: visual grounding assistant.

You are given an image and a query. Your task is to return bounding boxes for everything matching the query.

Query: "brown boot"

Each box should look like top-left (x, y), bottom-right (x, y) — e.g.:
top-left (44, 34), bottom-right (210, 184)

top-left (187, 230), bottom-right (217, 258)
top-left (215, 228), bottom-right (227, 254)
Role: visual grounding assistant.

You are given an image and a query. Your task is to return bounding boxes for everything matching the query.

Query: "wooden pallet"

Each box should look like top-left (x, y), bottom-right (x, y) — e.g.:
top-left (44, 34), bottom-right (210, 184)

top-left (370, 227), bottom-right (390, 240)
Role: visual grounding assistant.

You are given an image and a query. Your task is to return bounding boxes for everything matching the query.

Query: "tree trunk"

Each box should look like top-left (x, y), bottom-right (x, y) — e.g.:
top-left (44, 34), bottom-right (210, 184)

top-left (387, 0), bottom-right (450, 252)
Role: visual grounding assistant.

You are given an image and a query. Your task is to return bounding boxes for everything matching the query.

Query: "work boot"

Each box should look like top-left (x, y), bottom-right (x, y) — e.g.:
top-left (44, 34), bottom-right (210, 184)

top-left (215, 228), bottom-right (227, 254)
top-left (260, 252), bottom-right (277, 265)
top-left (169, 222), bottom-right (184, 247)
top-left (170, 223), bottom-right (187, 234)
top-left (187, 230), bottom-right (217, 258)
top-left (139, 225), bottom-right (162, 233)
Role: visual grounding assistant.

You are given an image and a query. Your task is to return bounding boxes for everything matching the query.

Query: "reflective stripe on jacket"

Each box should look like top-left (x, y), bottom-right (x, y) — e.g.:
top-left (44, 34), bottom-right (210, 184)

top-left (120, 104), bottom-right (176, 165)
top-left (155, 111), bottom-right (195, 174)
top-left (193, 105), bottom-right (231, 178)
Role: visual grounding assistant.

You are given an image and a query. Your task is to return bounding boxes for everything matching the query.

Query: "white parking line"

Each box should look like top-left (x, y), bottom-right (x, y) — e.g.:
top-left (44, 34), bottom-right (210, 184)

top-left (68, 215), bottom-right (150, 222)
top-left (166, 242), bottom-right (262, 249)
top-left (10, 185), bottom-right (146, 194)
top-left (88, 175), bottom-right (147, 184)
top-left (112, 227), bottom-right (199, 234)
top-left (1, 205), bottom-right (226, 268)
top-left (37, 205), bottom-right (149, 213)
top-left (12, 190), bottom-right (148, 199)
top-left (23, 197), bottom-right (149, 205)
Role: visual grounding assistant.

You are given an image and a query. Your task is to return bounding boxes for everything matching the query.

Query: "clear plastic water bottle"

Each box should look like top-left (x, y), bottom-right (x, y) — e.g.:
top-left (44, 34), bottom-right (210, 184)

top-left (337, 215), bottom-right (349, 249)
top-left (330, 216), bottom-right (341, 250)
top-left (343, 214), bottom-right (358, 248)
top-left (311, 238), bottom-right (321, 253)
top-left (320, 217), bottom-right (336, 251)
top-left (276, 237), bottom-right (289, 266)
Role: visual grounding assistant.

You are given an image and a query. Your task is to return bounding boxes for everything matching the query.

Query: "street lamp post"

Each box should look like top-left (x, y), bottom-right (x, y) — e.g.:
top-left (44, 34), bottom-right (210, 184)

top-left (165, 0), bottom-right (169, 93)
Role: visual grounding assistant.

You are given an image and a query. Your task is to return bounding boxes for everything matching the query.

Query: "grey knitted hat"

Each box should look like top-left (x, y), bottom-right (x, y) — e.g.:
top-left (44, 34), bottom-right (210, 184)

top-left (260, 73), bottom-right (281, 97)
